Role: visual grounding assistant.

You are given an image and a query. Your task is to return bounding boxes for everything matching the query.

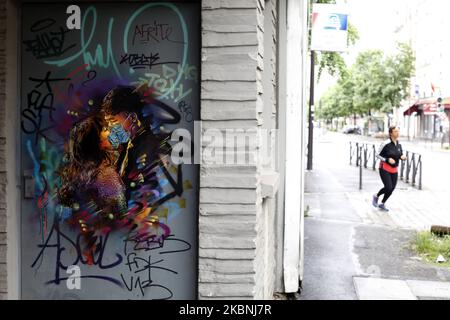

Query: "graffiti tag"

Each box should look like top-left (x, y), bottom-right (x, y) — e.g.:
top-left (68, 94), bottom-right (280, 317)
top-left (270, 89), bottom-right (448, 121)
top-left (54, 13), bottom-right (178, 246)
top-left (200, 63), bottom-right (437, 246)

top-left (23, 18), bottom-right (76, 60)
top-left (22, 71), bottom-right (70, 144)
top-left (119, 52), bottom-right (179, 71)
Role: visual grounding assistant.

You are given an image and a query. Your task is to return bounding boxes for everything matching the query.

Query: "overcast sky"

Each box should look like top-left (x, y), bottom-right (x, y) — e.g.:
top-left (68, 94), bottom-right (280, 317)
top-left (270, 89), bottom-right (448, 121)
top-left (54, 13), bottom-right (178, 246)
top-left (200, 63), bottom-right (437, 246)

top-left (346, 0), bottom-right (409, 57)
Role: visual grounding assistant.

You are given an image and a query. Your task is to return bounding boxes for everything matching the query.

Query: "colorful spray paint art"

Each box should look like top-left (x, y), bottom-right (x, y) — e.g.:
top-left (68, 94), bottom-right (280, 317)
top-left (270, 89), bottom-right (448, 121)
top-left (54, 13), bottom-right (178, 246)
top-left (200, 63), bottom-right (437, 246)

top-left (20, 3), bottom-right (199, 300)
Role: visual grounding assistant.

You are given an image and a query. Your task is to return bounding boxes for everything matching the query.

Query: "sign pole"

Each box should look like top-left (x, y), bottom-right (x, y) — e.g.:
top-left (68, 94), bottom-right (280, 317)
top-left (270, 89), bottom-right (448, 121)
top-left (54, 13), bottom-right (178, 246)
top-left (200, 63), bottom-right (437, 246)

top-left (307, 51), bottom-right (315, 171)
top-left (308, 3), bottom-right (349, 171)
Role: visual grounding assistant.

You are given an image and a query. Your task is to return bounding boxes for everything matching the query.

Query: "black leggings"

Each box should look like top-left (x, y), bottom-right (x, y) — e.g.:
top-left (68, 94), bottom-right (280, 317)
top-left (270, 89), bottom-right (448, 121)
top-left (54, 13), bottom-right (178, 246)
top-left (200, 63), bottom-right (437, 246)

top-left (377, 169), bottom-right (398, 204)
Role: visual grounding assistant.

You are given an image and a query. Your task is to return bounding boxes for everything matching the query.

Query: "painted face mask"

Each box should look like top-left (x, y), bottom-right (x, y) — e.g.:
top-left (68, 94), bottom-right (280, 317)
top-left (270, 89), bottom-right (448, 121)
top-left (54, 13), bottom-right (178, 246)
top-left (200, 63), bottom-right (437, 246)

top-left (108, 124), bottom-right (130, 149)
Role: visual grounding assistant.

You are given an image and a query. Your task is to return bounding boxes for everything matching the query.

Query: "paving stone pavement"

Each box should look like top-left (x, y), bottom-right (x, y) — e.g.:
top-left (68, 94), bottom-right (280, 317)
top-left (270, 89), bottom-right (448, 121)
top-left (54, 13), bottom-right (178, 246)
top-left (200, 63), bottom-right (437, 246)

top-left (347, 187), bottom-right (450, 231)
top-left (354, 277), bottom-right (450, 300)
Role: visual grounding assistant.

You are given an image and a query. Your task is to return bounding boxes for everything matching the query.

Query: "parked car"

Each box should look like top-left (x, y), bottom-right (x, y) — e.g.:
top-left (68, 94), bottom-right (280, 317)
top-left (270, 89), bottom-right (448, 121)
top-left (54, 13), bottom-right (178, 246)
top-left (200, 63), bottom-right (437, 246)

top-left (342, 125), bottom-right (362, 135)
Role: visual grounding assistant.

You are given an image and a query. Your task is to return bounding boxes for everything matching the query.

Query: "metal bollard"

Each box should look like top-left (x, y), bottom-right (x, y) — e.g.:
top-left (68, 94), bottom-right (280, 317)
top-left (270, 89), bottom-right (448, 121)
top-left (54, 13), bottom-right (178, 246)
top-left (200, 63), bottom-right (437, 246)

top-left (356, 142), bottom-right (359, 162)
top-left (359, 145), bottom-right (363, 190)
top-left (400, 154), bottom-right (405, 181)
top-left (372, 145), bottom-right (377, 171)
top-left (405, 151), bottom-right (410, 184)
top-left (349, 142), bottom-right (353, 166)
top-left (364, 145), bottom-right (368, 169)
top-left (418, 156), bottom-right (423, 190)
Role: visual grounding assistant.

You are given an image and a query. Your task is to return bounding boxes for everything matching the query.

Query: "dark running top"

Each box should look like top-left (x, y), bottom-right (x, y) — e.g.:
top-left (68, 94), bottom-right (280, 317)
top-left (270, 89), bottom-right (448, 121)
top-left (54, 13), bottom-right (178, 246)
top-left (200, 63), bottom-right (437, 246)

top-left (376, 139), bottom-right (403, 173)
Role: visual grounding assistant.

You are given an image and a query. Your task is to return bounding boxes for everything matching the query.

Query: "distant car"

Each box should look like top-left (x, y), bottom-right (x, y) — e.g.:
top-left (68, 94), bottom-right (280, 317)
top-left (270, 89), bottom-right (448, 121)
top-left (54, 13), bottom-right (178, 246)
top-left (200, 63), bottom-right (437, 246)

top-left (342, 125), bottom-right (362, 135)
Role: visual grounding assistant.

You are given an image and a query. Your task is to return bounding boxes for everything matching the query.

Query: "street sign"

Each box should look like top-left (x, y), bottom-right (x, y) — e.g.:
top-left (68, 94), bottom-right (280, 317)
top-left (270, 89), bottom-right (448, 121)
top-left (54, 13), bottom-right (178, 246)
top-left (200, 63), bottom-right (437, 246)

top-left (311, 4), bottom-right (349, 52)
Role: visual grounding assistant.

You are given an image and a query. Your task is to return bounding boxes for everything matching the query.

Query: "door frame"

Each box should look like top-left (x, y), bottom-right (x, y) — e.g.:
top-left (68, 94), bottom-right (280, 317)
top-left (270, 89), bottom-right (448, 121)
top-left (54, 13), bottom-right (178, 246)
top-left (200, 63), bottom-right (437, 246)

top-left (8, 0), bottom-right (201, 300)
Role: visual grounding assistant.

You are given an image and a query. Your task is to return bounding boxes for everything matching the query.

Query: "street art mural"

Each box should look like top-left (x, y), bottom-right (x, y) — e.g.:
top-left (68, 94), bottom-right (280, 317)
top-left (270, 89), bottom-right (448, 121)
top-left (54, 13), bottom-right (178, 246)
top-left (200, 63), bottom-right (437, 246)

top-left (20, 3), bottom-right (199, 300)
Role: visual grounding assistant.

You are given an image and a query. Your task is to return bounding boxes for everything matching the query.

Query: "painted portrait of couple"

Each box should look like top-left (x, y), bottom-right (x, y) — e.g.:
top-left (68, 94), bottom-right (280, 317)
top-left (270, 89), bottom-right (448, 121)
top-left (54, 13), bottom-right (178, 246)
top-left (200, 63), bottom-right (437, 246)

top-left (57, 85), bottom-right (183, 243)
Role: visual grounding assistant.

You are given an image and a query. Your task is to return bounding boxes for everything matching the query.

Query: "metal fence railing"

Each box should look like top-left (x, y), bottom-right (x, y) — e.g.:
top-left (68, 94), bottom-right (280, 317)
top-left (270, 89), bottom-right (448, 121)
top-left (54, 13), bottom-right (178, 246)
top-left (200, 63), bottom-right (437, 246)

top-left (349, 142), bottom-right (377, 171)
top-left (350, 141), bottom-right (423, 190)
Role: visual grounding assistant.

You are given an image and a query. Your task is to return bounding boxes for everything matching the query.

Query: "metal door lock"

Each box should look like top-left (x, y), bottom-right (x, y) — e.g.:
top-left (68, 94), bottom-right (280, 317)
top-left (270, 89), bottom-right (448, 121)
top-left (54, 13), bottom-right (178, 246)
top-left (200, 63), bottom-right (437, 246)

top-left (23, 170), bottom-right (35, 199)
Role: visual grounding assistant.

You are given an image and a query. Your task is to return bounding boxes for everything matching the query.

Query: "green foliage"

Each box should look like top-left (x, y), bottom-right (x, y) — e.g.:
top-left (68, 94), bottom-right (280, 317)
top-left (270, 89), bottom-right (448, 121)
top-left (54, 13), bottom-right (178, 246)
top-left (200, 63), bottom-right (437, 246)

top-left (414, 232), bottom-right (450, 268)
top-left (316, 43), bottom-right (416, 121)
top-left (381, 43), bottom-right (415, 113)
top-left (352, 50), bottom-right (386, 115)
top-left (316, 85), bottom-right (340, 121)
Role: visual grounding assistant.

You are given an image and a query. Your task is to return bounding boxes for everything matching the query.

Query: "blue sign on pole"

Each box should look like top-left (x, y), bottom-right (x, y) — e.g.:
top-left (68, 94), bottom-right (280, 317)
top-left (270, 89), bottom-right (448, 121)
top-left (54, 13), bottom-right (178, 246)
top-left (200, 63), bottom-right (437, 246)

top-left (311, 4), bottom-right (349, 52)
top-left (323, 14), bottom-right (348, 31)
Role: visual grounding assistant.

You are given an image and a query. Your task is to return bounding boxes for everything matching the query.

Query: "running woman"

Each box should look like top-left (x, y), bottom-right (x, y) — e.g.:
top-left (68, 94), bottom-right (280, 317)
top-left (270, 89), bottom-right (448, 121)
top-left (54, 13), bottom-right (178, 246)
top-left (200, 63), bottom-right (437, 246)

top-left (372, 126), bottom-right (407, 211)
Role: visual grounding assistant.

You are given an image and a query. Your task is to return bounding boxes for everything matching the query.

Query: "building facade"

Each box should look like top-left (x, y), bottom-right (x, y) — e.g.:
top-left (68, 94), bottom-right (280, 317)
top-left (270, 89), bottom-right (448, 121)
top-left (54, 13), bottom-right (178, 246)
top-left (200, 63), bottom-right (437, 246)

top-left (0, 0), bottom-right (309, 300)
top-left (396, 0), bottom-right (450, 142)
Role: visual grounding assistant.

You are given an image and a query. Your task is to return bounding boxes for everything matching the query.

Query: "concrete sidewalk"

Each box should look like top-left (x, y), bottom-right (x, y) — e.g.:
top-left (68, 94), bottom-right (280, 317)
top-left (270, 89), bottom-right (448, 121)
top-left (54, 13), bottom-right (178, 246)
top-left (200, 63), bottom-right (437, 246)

top-left (354, 278), bottom-right (450, 300)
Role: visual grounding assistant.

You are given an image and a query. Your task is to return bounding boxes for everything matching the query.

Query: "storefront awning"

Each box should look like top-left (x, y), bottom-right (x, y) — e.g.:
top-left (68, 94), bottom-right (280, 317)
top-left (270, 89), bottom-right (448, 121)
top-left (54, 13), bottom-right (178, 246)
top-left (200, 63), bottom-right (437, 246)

top-left (404, 97), bottom-right (450, 116)
top-left (403, 102), bottom-right (419, 116)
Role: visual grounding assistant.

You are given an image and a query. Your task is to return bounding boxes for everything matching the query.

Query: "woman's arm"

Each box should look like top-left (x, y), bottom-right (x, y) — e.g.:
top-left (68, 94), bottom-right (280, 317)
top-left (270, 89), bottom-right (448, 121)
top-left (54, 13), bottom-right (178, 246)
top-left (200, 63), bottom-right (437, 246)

top-left (376, 140), bottom-right (389, 162)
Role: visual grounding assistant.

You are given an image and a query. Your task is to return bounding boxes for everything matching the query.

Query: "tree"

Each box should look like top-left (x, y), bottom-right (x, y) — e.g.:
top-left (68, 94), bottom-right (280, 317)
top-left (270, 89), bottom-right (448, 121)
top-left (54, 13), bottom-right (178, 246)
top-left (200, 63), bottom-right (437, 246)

top-left (352, 50), bottom-right (386, 116)
top-left (381, 43), bottom-right (415, 113)
top-left (352, 43), bottom-right (415, 115)
top-left (337, 71), bottom-right (358, 124)
top-left (317, 43), bottom-right (416, 123)
top-left (316, 84), bottom-right (340, 123)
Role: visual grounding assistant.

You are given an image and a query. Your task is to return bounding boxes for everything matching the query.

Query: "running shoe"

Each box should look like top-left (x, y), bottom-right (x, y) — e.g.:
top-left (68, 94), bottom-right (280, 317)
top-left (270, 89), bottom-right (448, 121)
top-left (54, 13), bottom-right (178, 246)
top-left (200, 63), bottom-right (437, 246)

top-left (378, 203), bottom-right (389, 212)
top-left (372, 195), bottom-right (379, 208)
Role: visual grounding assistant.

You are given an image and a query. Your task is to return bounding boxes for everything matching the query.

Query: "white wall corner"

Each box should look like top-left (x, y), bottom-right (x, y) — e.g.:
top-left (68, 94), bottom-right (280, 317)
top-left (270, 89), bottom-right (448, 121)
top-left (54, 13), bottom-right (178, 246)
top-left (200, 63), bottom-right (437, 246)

top-left (260, 171), bottom-right (280, 199)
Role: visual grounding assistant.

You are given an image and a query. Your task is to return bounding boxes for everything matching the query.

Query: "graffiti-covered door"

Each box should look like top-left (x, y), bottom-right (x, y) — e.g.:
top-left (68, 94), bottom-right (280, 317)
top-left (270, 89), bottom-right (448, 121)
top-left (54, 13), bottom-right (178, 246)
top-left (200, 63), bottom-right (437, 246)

top-left (20, 2), bottom-right (199, 300)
